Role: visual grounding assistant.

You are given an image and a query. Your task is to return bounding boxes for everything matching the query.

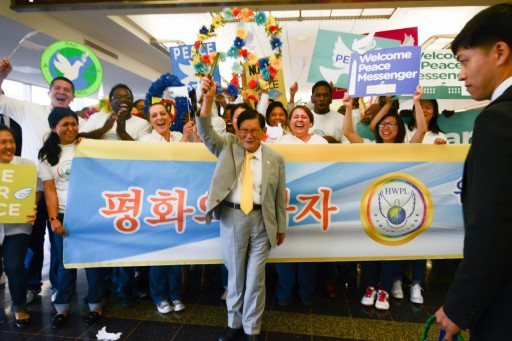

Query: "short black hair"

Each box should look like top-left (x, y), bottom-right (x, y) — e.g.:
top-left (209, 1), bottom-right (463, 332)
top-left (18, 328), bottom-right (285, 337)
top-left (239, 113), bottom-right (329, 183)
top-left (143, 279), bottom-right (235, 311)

top-left (451, 3), bottom-right (512, 54)
top-left (50, 77), bottom-right (75, 93)
top-left (236, 109), bottom-right (265, 130)
top-left (312, 80), bottom-right (332, 95)
top-left (265, 101), bottom-right (288, 126)
top-left (109, 84), bottom-right (134, 102)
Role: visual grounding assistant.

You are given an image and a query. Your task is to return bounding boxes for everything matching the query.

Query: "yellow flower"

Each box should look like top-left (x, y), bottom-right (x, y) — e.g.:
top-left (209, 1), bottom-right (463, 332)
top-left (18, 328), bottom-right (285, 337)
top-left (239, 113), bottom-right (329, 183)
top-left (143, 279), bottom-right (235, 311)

top-left (240, 8), bottom-right (254, 22)
top-left (211, 14), bottom-right (224, 28)
top-left (192, 54), bottom-right (200, 64)
top-left (197, 33), bottom-right (208, 42)
top-left (247, 52), bottom-right (259, 64)
top-left (241, 89), bottom-right (252, 98)
top-left (259, 79), bottom-right (269, 91)
top-left (235, 27), bottom-right (247, 39)
top-left (269, 54), bottom-right (282, 70)
top-left (266, 15), bottom-right (276, 26)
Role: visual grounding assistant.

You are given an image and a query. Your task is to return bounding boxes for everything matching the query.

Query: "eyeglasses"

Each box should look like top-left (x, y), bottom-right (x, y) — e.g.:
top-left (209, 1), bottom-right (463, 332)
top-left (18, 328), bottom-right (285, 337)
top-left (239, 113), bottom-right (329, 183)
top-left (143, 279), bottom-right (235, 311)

top-left (378, 121), bottom-right (397, 128)
top-left (112, 94), bottom-right (133, 101)
top-left (239, 129), bottom-right (263, 136)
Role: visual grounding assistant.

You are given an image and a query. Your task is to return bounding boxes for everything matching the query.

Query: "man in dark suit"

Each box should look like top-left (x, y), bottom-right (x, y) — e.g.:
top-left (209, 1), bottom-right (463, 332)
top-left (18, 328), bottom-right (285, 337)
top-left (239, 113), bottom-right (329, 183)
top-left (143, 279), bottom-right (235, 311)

top-left (197, 77), bottom-right (286, 341)
top-left (435, 3), bottom-right (512, 340)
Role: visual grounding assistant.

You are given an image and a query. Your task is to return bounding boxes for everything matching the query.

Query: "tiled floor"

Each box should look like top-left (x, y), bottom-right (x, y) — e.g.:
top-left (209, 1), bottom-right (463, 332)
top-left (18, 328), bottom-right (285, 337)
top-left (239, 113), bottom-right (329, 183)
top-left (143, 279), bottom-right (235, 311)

top-left (0, 259), bottom-right (468, 341)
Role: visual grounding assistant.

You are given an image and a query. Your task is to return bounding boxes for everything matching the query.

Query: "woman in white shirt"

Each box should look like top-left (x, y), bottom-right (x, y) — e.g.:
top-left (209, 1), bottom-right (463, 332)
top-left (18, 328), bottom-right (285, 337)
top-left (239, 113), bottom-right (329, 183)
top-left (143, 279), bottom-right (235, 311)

top-left (39, 108), bottom-right (105, 328)
top-left (406, 98), bottom-right (447, 144)
top-left (274, 105), bottom-right (328, 144)
top-left (0, 124), bottom-right (39, 328)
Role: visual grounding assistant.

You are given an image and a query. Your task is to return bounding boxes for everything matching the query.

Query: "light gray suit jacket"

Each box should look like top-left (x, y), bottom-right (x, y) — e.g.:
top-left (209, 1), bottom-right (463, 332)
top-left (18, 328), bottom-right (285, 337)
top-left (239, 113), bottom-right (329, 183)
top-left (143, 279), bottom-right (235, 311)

top-left (197, 114), bottom-right (287, 248)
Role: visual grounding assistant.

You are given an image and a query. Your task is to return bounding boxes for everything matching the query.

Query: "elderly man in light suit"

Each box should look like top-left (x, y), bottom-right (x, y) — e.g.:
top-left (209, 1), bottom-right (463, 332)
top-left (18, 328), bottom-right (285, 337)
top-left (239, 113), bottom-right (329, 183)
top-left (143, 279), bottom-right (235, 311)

top-left (197, 77), bottom-right (286, 341)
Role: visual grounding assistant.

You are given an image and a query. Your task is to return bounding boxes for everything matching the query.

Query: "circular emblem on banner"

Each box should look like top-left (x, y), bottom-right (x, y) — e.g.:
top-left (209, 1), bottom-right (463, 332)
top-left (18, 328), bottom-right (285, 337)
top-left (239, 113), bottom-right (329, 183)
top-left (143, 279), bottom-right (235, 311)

top-left (360, 172), bottom-right (433, 246)
top-left (40, 40), bottom-right (103, 98)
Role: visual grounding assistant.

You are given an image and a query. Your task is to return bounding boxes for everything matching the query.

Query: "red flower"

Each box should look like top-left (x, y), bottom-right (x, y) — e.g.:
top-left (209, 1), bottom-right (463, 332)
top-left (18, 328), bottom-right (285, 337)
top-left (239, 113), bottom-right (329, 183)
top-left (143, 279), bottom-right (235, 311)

top-left (270, 25), bottom-right (278, 33)
top-left (248, 94), bottom-right (259, 104)
top-left (201, 54), bottom-right (211, 65)
top-left (233, 8), bottom-right (240, 17)
top-left (248, 78), bottom-right (258, 89)
top-left (230, 75), bottom-right (240, 87)
top-left (240, 49), bottom-right (248, 58)
top-left (269, 65), bottom-right (278, 78)
top-left (194, 41), bottom-right (201, 49)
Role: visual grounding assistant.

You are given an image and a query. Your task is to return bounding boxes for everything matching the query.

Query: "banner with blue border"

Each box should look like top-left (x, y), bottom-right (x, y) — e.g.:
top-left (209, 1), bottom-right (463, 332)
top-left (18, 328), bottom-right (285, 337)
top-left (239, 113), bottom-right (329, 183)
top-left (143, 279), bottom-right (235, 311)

top-left (64, 140), bottom-right (468, 268)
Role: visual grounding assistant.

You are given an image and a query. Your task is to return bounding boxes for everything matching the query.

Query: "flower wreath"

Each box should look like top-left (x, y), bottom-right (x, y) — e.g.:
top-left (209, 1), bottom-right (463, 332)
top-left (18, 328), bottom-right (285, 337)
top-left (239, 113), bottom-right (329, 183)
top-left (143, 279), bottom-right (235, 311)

top-left (144, 73), bottom-right (191, 132)
top-left (191, 7), bottom-right (283, 102)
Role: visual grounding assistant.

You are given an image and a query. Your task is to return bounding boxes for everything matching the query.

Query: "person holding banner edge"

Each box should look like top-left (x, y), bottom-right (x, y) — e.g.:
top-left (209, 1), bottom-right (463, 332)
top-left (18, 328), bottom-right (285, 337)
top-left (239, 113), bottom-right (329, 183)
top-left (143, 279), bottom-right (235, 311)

top-left (196, 76), bottom-right (286, 341)
top-left (435, 3), bottom-right (512, 340)
top-left (0, 124), bottom-right (40, 328)
top-left (39, 108), bottom-right (106, 328)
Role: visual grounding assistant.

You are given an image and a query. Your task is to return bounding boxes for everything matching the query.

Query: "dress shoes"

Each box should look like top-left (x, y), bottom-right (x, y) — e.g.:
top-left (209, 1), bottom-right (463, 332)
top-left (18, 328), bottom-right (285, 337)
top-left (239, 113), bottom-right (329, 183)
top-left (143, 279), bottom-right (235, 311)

top-left (245, 334), bottom-right (260, 341)
top-left (51, 313), bottom-right (67, 328)
top-left (13, 312), bottom-right (30, 329)
top-left (218, 326), bottom-right (242, 341)
top-left (85, 311), bottom-right (101, 325)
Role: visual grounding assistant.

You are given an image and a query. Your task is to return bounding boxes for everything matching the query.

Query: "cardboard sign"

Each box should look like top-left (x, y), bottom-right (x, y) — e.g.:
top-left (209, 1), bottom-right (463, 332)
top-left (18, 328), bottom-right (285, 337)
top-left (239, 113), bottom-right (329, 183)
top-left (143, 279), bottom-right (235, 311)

top-left (0, 163), bottom-right (37, 224)
top-left (347, 46), bottom-right (421, 97)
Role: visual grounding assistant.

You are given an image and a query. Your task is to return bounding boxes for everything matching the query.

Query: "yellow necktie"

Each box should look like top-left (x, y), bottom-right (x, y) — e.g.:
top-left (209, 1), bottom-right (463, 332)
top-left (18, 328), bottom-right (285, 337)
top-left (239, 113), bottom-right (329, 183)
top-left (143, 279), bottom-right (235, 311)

top-left (240, 152), bottom-right (254, 215)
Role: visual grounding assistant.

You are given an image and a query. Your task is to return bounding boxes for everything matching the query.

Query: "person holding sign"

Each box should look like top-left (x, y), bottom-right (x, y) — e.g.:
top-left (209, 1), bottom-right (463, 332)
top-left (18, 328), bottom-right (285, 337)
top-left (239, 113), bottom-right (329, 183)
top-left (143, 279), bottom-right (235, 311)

top-left (38, 108), bottom-right (106, 328)
top-left (407, 98), bottom-right (447, 144)
top-left (0, 124), bottom-right (40, 328)
top-left (435, 4), bottom-right (512, 340)
top-left (342, 87), bottom-right (426, 311)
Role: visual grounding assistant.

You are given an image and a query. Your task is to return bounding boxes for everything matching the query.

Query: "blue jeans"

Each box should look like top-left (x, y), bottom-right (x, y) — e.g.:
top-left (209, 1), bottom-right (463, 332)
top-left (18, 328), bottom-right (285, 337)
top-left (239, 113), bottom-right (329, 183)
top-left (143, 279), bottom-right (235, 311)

top-left (361, 261), bottom-right (397, 292)
top-left (53, 214), bottom-right (105, 313)
top-left (394, 260), bottom-right (427, 284)
top-left (1, 233), bottom-right (30, 313)
top-left (24, 197), bottom-right (46, 292)
top-left (276, 262), bottom-right (317, 302)
top-left (149, 265), bottom-right (182, 304)
top-left (113, 267), bottom-right (135, 295)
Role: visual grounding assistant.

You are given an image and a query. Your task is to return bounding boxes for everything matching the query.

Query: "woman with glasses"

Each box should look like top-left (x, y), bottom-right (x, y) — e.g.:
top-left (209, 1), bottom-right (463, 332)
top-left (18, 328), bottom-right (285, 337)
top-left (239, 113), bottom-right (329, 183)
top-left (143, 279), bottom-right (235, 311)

top-left (342, 86), bottom-right (427, 311)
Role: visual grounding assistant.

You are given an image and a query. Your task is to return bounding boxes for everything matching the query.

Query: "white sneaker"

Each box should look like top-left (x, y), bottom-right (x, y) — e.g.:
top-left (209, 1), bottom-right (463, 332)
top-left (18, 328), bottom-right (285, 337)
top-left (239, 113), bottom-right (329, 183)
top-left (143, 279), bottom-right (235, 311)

top-left (156, 300), bottom-right (172, 314)
top-left (172, 299), bottom-right (185, 312)
top-left (391, 280), bottom-right (403, 299)
top-left (26, 289), bottom-right (38, 305)
top-left (361, 286), bottom-right (377, 306)
top-left (410, 284), bottom-right (424, 304)
top-left (375, 290), bottom-right (389, 310)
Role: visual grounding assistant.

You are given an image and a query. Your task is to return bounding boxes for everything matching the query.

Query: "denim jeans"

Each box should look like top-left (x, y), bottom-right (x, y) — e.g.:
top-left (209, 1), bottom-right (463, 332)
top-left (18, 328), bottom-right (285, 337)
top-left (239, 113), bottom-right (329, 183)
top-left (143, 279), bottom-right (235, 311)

top-left (149, 265), bottom-right (182, 304)
top-left (276, 262), bottom-right (317, 302)
top-left (361, 261), bottom-right (397, 292)
top-left (53, 214), bottom-right (105, 312)
top-left (1, 233), bottom-right (30, 313)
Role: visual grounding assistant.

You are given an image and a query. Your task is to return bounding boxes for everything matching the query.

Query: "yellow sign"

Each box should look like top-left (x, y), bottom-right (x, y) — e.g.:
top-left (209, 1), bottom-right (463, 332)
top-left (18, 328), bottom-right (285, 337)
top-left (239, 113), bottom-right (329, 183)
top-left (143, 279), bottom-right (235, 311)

top-left (244, 57), bottom-right (287, 107)
top-left (0, 163), bottom-right (37, 224)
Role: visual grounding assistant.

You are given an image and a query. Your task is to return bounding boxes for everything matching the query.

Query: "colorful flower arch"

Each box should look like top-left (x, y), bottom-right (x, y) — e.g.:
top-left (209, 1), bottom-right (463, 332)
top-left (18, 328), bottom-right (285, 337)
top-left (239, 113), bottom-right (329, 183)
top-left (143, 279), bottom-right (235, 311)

top-left (191, 7), bottom-right (283, 102)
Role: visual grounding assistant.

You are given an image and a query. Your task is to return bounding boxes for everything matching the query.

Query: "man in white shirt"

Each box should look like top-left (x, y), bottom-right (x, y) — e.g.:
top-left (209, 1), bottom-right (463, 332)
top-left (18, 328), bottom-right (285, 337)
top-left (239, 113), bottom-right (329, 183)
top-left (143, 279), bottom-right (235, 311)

top-left (309, 80), bottom-right (347, 143)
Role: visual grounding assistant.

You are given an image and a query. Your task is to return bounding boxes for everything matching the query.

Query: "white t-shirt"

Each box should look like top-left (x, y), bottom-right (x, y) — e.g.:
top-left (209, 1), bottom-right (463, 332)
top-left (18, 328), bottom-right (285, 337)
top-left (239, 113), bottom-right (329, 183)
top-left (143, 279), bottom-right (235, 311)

top-left (39, 143), bottom-right (76, 214)
top-left (276, 133), bottom-right (328, 144)
top-left (79, 111), bottom-right (151, 140)
top-left (405, 125), bottom-right (447, 144)
top-left (0, 96), bottom-right (85, 164)
top-left (310, 109), bottom-right (347, 143)
top-left (138, 129), bottom-right (183, 142)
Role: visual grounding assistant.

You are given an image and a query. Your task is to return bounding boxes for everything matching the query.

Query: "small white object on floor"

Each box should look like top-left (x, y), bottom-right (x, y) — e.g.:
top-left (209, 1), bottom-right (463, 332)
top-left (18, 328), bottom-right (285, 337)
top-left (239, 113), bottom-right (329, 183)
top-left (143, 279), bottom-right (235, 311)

top-left (96, 326), bottom-right (122, 340)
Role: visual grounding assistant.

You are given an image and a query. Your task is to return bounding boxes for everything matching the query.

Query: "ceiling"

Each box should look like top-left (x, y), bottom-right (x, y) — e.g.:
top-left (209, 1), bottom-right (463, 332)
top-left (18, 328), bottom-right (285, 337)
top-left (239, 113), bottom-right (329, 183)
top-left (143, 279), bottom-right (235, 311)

top-left (0, 0), bottom-right (503, 107)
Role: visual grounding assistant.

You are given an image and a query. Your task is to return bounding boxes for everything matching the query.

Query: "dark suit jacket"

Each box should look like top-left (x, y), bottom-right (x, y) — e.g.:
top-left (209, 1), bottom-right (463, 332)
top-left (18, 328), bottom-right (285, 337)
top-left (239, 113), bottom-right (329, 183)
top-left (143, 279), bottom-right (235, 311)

top-left (196, 113), bottom-right (287, 248)
top-left (444, 86), bottom-right (512, 339)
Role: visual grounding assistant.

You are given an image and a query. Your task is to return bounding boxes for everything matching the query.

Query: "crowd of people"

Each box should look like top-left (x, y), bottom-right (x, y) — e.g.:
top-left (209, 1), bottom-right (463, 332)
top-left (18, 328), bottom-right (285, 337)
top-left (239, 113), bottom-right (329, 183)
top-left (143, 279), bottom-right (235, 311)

top-left (1, 4), bottom-right (511, 340)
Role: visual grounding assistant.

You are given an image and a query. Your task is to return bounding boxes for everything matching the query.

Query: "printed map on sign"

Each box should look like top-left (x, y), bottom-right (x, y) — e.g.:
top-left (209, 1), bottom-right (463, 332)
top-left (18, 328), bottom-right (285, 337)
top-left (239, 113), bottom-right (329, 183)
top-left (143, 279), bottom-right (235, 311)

top-left (308, 30), bottom-right (400, 88)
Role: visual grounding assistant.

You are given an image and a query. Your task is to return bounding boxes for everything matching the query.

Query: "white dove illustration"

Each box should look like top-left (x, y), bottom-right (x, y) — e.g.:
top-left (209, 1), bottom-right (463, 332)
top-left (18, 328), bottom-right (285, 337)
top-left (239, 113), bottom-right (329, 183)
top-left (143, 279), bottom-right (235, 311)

top-left (178, 61), bottom-right (198, 87)
top-left (319, 36), bottom-right (352, 84)
top-left (400, 34), bottom-right (416, 47)
top-left (352, 31), bottom-right (377, 54)
top-left (378, 191), bottom-right (416, 228)
top-left (53, 52), bottom-right (88, 81)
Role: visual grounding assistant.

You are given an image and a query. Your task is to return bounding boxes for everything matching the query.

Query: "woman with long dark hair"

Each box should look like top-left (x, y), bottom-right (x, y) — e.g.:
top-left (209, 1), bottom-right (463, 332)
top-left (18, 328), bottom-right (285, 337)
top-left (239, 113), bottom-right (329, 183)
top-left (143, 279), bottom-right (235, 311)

top-left (39, 107), bottom-right (105, 328)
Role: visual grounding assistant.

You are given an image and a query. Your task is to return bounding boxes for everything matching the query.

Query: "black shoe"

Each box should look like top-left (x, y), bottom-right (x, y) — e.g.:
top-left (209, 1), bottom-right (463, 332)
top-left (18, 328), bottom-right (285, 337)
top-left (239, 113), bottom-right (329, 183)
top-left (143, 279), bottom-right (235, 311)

top-left (119, 287), bottom-right (136, 308)
top-left (245, 334), bottom-right (260, 341)
top-left (85, 311), bottom-right (101, 326)
top-left (218, 326), bottom-right (242, 341)
top-left (13, 312), bottom-right (30, 329)
top-left (51, 313), bottom-right (67, 328)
